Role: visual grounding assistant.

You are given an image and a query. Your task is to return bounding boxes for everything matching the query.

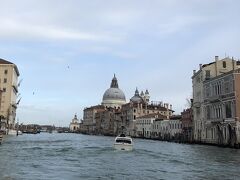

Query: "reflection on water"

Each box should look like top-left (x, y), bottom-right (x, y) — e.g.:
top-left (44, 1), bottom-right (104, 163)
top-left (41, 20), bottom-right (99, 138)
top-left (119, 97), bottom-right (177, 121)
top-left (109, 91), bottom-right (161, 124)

top-left (0, 133), bottom-right (240, 180)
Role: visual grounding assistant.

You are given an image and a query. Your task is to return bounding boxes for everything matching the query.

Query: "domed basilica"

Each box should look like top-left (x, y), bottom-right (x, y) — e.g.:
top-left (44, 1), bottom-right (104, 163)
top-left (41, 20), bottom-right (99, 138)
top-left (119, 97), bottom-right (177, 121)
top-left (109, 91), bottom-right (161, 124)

top-left (102, 74), bottom-right (126, 108)
top-left (82, 74), bottom-right (173, 136)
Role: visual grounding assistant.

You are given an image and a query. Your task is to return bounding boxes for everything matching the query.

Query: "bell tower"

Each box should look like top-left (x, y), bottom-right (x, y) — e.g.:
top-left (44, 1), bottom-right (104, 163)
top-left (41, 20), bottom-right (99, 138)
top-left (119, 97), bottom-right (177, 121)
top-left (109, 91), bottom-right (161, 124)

top-left (144, 89), bottom-right (150, 104)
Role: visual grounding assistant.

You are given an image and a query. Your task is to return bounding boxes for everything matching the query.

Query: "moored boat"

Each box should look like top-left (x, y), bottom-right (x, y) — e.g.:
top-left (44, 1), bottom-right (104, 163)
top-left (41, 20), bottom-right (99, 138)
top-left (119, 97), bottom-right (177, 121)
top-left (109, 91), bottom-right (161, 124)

top-left (114, 134), bottom-right (133, 151)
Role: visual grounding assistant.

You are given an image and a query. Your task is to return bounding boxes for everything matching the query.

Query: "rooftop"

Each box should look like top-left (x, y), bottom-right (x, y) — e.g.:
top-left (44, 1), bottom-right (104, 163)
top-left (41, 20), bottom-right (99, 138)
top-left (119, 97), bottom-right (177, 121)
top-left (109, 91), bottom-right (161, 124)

top-left (0, 58), bottom-right (20, 76)
top-left (0, 58), bottom-right (14, 64)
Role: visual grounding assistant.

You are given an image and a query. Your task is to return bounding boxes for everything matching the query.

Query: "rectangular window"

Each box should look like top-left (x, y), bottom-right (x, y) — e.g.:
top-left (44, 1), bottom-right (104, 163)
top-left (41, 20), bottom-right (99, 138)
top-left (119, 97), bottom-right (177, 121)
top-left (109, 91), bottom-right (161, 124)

top-left (217, 83), bottom-right (221, 95)
top-left (3, 78), bottom-right (7, 83)
top-left (4, 70), bottom-right (8, 74)
top-left (225, 102), bottom-right (232, 118)
top-left (223, 61), bottom-right (226, 68)
top-left (205, 70), bottom-right (210, 79)
top-left (206, 106), bottom-right (211, 119)
top-left (224, 81), bottom-right (230, 93)
top-left (196, 76), bottom-right (200, 83)
top-left (196, 107), bottom-right (200, 116)
top-left (205, 86), bottom-right (210, 97)
top-left (3, 88), bottom-right (6, 92)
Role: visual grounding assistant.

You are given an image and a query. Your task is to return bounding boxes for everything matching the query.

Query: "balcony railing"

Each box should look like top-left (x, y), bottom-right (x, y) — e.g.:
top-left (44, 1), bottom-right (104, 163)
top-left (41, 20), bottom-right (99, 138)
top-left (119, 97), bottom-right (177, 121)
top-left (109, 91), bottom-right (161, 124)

top-left (12, 84), bottom-right (18, 93)
top-left (204, 92), bottom-right (235, 102)
top-left (206, 118), bottom-right (223, 123)
top-left (193, 102), bottom-right (201, 108)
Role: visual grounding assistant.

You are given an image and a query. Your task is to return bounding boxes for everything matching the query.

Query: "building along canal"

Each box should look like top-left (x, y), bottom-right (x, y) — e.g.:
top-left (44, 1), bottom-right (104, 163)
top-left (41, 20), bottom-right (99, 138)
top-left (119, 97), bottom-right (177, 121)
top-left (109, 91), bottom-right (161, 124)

top-left (0, 133), bottom-right (240, 180)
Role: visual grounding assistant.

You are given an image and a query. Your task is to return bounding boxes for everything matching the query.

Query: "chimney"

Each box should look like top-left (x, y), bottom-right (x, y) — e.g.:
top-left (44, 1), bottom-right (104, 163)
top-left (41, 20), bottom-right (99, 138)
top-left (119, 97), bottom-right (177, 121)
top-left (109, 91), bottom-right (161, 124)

top-left (193, 70), bottom-right (196, 74)
top-left (170, 104), bottom-right (172, 110)
top-left (199, 64), bottom-right (202, 70)
top-left (215, 56), bottom-right (219, 61)
top-left (232, 57), bottom-right (235, 70)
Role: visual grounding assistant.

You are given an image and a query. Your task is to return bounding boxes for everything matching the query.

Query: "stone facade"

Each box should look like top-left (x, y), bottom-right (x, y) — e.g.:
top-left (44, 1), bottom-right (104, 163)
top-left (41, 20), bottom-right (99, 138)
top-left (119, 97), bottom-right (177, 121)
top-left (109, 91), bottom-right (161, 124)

top-left (203, 68), bottom-right (240, 146)
top-left (192, 56), bottom-right (240, 146)
top-left (152, 116), bottom-right (182, 140)
top-left (136, 113), bottom-right (165, 138)
top-left (82, 105), bottom-right (105, 134)
top-left (69, 114), bottom-right (80, 132)
top-left (169, 116), bottom-right (182, 138)
top-left (0, 58), bottom-right (20, 132)
top-left (181, 108), bottom-right (193, 142)
top-left (121, 100), bottom-right (173, 136)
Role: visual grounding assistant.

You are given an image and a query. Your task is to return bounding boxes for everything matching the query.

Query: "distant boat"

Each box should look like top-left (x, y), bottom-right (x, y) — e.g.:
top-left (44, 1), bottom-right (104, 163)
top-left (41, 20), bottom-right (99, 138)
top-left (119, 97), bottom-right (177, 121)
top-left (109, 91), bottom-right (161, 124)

top-left (114, 134), bottom-right (133, 151)
top-left (22, 129), bottom-right (38, 134)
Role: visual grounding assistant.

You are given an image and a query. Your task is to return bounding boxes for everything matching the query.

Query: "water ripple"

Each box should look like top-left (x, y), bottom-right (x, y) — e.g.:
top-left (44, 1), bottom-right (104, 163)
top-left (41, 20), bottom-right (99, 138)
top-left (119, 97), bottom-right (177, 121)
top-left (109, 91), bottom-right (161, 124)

top-left (0, 133), bottom-right (240, 180)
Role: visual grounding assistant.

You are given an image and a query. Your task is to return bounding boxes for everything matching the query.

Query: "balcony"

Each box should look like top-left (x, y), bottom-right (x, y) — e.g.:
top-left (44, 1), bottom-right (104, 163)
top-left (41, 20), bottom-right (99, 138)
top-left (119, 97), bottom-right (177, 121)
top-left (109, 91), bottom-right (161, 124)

top-left (204, 93), bottom-right (235, 103)
top-left (12, 84), bottom-right (18, 93)
top-left (193, 102), bottom-right (201, 108)
top-left (206, 118), bottom-right (223, 123)
top-left (206, 95), bottom-right (221, 103)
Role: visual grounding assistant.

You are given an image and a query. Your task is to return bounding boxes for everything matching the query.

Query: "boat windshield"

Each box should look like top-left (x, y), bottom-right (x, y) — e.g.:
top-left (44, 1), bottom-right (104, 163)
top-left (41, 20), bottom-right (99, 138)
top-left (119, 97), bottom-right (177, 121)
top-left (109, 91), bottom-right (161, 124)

top-left (119, 134), bottom-right (126, 137)
top-left (116, 139), bottom-right (132, 144)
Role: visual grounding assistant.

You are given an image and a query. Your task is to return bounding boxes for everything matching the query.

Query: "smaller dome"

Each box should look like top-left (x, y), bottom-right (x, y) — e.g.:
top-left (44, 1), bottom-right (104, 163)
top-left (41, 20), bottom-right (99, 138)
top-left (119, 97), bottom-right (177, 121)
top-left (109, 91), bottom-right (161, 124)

top-left (130, 88), bottom-right (144, 103)
top-left (130, 95), bottom-right (144, 103)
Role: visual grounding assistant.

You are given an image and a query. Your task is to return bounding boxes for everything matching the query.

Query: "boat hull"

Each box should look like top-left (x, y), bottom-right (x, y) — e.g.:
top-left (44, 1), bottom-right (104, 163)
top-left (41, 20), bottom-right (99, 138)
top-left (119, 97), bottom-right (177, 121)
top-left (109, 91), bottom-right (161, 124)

top-left (114, 143), bottom-right (133, 151)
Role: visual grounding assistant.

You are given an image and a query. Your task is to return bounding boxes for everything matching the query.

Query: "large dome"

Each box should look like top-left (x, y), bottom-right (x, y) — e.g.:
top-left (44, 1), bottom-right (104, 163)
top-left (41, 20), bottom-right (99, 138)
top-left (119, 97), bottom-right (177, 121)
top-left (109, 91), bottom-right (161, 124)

top-left (103, 88), bottom-right (126, 101)
top-left (102, 75), bottom-right (126, 108)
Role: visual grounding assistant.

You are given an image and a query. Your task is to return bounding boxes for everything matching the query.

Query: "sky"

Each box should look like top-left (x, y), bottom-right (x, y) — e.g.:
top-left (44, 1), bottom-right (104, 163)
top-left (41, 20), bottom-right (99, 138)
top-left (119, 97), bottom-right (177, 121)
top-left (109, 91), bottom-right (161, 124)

top-left (0, 0), bottom-right (240, 126)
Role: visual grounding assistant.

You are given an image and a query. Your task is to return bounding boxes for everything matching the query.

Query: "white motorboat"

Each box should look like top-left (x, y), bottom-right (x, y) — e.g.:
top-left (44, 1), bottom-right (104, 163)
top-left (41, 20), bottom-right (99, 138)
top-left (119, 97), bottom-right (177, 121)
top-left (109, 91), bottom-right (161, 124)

top-left (114, 134), bottom-right (133, 151)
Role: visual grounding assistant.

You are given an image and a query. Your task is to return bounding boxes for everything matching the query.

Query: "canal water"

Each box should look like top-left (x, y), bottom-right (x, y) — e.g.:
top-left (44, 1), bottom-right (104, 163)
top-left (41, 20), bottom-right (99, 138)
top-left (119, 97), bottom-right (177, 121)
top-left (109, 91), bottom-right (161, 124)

top-left (0, 133), bottom-right (240, 180)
